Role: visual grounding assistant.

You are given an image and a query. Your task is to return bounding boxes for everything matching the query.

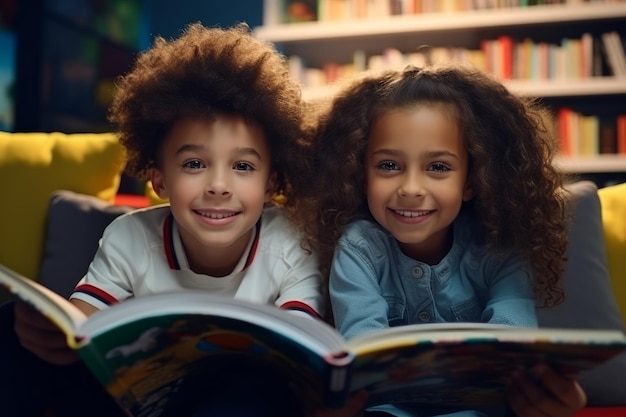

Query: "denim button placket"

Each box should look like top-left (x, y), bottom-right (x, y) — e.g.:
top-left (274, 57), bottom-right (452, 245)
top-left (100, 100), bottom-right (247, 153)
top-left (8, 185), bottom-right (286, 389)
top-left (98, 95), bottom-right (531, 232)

top-left (412, 266), bottom-right (423, 278)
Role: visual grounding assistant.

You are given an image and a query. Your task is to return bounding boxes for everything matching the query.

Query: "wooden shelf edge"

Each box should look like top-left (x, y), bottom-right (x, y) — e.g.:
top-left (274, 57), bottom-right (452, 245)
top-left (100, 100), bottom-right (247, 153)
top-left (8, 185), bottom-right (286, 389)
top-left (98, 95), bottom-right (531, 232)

top-left (556, 155), bottom-right (626, 173)
top-left (505, 78), bottom-right (626, 97)
top-left (255, 3), bottom-right (626, 43)
top-left (302, 78), bottom-right (626, 102)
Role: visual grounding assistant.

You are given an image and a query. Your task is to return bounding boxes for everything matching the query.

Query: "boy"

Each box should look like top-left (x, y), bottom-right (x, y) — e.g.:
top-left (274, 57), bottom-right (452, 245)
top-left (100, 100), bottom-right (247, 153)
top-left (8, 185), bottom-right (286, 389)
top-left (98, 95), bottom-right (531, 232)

top-left (2, 23), bottom-right (322, 417)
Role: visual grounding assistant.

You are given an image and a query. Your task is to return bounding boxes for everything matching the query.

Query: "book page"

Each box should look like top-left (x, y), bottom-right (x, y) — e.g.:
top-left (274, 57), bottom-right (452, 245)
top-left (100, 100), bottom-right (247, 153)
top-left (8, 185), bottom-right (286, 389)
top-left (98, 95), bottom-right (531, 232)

top-left (77, 291), bottom-right (347, 354)
top-left (0, 263), bottom-right (87, 347)
top-left (346, 323), bottom-right (626, 354)
top-left (75, 293), bottom-right (353, 414)
top-left (344, 323), bottom-right (626, 408)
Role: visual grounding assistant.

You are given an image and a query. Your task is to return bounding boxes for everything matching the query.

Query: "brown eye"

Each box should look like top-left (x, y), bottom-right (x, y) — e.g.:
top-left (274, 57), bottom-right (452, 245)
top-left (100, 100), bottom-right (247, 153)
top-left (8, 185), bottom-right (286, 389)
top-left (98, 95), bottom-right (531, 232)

top-left (378, 161), bottom-right (399, 171)
top-left (428, 162), bottom-right (450, 173)
top-left (234, 162), bottom-right (254, 171)
top-left (183, 160), bottom-right (204, 169)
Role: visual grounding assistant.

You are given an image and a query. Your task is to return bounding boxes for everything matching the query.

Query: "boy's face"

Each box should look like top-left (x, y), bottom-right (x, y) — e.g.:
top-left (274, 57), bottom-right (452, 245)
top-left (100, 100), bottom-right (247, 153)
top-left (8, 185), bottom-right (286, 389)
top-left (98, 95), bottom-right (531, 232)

top-left (150, 115), bottom-right (274, 275)
top-left (365, 104), bottom-right (473, 264)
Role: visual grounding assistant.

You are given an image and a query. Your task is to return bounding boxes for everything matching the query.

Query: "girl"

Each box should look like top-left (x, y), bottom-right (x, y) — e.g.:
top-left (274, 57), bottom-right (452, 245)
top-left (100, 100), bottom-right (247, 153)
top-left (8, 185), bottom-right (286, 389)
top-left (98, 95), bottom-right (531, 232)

top-left (305, 65), bottom-right (586, 417)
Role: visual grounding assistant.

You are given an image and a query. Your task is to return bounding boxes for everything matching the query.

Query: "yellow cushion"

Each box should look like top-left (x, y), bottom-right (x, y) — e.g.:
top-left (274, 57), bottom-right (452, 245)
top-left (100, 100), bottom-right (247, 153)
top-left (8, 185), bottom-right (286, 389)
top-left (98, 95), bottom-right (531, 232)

top-left (598, 181), bottom-right (626, 323)
top-left (144, 181), bottom-right (169, 206)
top-left (0, 132), bottom-right (125, 280)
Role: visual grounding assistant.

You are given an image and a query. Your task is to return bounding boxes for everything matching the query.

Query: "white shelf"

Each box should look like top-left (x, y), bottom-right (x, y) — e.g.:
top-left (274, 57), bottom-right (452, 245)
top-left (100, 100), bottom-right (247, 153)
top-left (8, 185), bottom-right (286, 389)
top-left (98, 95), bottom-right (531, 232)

top-left (302, 77), bottom-right (626, 102)
top-left (504, 78), bottom-right (626, 97)
top-left (556, 155), bottom-right (626, 173)
top-left (255, 3), bottom-right (626, 43)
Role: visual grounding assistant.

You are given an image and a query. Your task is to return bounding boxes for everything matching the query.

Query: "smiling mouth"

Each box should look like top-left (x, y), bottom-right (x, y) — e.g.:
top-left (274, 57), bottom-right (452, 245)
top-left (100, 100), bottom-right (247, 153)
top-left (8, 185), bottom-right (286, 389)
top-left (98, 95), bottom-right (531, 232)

top-left (393, 209), bottom-right (433, 218)
top-left (195, 211), bottom-right (239, 219)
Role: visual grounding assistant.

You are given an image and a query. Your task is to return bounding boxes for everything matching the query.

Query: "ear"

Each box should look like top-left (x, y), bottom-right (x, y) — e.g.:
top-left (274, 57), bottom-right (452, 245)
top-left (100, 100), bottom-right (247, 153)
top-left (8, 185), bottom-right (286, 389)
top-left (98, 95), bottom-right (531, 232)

top-left (149, 168), bottom-right (169, 199)
top-left (462, 180), bottom-right (474, 202)
top-left (264, 172), bottom-right (277, 203)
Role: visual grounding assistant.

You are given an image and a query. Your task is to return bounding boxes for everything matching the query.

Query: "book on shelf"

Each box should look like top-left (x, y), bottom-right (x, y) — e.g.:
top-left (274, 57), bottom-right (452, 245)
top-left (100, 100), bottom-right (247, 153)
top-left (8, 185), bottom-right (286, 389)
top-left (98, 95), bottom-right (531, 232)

top-left (579, 115), bottom-right (600, 156)
top-left (601, 31), bottom-right (626, 77)
top-left (281, 0), bottom-right (318, 23)
top-left (288, 31), bottom-right (611, 93)
top-left (580, 32), bottom-right (594, 79)
top-left (599, 118), bottom-right (618, 155)
top-left (556, 109), bottom-right (626, 157)
top-left (618, 114), bottom-right (626, 155)
top-left (2, 262), bottom-right (626, 416)
top-left (267, 0), bottom-right (626, 22)
top-left (558, 107), bottom-right (582, 157)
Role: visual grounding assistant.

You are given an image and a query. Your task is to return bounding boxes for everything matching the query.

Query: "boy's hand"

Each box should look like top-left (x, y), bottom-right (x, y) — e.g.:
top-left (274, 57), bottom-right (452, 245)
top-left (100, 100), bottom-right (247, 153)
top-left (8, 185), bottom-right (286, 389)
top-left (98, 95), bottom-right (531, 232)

top-left (506, 365), bottom-right (586, 417)
top-left (314, 391), bottom-right (368, 417)
top-left (14, 300), bottom-right (78, 365)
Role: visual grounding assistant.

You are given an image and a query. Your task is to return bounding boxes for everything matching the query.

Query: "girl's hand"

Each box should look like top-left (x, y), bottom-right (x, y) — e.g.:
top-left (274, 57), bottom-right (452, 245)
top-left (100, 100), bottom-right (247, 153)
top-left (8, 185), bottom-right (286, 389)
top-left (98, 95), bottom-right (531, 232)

top-left (314, 391), bottom-right (368, 417)
top-left (506, 365), bottom-right (586, 417)
top-left (13, 299), bottom-right (79, 365)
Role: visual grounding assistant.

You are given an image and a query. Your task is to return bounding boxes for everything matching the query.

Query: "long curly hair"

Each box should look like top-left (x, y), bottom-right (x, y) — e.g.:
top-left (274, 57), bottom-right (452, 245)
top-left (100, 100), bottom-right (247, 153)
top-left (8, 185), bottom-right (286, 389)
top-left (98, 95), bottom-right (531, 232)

top-left (109, 22), bottom-right (316, 224)
top-left (301, 64), bottom-right (568, 308)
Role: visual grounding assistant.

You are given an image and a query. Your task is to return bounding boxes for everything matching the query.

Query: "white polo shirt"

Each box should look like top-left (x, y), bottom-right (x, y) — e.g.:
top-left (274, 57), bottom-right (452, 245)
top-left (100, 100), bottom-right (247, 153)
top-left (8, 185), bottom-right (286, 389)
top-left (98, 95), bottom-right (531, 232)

top-left (70, 205), bottom-right (323, 318)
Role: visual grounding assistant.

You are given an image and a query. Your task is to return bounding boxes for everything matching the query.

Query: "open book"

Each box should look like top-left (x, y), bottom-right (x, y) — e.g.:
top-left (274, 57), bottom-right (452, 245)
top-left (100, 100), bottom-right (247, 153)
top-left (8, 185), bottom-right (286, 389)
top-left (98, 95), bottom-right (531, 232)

top-left (2, 263), bottom-right (626, 416)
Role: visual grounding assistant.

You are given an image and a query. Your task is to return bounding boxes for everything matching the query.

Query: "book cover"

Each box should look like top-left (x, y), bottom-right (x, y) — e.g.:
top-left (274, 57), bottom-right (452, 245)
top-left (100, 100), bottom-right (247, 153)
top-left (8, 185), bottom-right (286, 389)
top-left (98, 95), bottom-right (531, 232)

top-left (2, 263), bottom-right (626, 415)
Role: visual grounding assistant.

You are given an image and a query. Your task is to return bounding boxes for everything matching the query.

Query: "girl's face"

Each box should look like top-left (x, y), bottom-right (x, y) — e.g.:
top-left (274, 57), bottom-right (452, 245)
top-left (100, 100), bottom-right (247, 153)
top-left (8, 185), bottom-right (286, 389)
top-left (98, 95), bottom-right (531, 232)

top-left (150, 115), bottom-right (274, 276)
top-left (365, 104), bottom-right (473, 264)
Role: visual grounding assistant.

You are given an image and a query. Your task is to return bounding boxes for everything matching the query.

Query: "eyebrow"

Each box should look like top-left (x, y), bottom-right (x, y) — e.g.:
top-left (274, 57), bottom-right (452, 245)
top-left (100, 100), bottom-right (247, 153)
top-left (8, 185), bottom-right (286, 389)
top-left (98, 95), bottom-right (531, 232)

top-left (371, 149), bottom-right (459, 160)
top-left (174, 144), bottom-right (264, 160)
top-left (174, 143), bottom-right (204, 156)
top-left (237, 147), bottom-right (264, 160)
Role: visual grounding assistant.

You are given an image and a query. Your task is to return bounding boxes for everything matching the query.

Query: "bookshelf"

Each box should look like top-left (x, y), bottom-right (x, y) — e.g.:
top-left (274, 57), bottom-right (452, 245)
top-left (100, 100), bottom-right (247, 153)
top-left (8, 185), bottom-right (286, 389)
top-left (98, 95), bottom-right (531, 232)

top-left (254, 1), bottom-right (626, 179)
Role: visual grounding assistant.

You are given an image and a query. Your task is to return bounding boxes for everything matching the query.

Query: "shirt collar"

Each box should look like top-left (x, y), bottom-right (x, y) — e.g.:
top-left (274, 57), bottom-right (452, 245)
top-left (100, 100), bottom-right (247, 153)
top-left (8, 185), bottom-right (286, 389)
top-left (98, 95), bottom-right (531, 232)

top-left (162, 212), bottom-right (261, 272)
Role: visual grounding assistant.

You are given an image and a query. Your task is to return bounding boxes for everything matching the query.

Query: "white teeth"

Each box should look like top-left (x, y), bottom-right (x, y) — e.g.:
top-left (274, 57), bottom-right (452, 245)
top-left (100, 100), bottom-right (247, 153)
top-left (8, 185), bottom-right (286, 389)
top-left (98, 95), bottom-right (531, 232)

top-left (395, 210), bottom-right (429, 218)
top-left (199, 212), bottom-right (236, 219)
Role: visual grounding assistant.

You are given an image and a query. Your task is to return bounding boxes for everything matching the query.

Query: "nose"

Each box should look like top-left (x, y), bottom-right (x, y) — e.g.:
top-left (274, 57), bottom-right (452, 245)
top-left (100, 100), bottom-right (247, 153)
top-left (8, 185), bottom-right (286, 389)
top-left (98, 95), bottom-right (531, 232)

top-left (205, 169), bottom-right (232, 197)
top-left (398, 172), bottom-right (425, 198)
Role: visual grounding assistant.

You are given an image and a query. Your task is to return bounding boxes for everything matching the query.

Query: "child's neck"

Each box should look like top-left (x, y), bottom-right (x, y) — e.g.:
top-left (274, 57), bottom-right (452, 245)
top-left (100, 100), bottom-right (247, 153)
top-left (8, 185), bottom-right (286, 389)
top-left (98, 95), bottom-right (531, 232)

top-left (183, 230), bottom-right (252, 277)
top-left (399, 227), bottom-right (453, 266)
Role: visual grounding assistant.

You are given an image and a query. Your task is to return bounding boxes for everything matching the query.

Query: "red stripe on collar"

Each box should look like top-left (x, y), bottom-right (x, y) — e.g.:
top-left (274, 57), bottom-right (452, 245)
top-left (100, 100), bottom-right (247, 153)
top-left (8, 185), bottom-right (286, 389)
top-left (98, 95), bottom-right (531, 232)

top-left (243, 220), bottom-right (262, 270)
top-left (162, 214), bottom-right (261, 271)
top-left (163, 213), bottom-right (180, 270)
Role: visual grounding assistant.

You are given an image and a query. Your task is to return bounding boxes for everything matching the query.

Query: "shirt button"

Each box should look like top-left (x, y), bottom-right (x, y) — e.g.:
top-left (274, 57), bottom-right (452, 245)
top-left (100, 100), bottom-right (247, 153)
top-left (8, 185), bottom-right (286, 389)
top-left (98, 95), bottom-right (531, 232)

top-left (418, 311), bottom-right (431, 322)
top-left (412, 266), bottom-right (423, 278)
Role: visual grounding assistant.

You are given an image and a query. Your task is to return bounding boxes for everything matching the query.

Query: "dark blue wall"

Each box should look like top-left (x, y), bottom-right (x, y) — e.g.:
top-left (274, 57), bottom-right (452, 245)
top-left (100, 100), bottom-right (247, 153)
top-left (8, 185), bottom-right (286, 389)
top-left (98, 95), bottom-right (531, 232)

top-left (148, 1), bottom-right (263, 41)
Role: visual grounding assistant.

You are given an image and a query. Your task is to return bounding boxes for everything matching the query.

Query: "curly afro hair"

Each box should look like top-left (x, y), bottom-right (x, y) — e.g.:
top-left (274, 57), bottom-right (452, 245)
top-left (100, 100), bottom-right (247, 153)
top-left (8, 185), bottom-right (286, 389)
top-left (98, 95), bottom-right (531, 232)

top-left (109, 22), bottom-right (316, 217)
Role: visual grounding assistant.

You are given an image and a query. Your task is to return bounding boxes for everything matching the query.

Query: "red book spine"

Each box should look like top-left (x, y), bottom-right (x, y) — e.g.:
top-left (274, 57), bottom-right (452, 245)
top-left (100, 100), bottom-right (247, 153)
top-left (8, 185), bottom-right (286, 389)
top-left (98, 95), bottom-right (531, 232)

top-left (499, 35), bottom-right (513, 80)
top-left (558, 108), bottom-right (572, 156)
top-left (617, 114), bottom-right (626, 155)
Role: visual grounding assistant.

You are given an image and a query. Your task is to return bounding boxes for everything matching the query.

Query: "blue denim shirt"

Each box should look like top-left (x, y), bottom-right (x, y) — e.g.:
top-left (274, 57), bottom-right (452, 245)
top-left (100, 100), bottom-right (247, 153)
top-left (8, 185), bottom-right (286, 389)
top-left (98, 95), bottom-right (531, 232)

top-left (329, 212), bottom-right (537, 342)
